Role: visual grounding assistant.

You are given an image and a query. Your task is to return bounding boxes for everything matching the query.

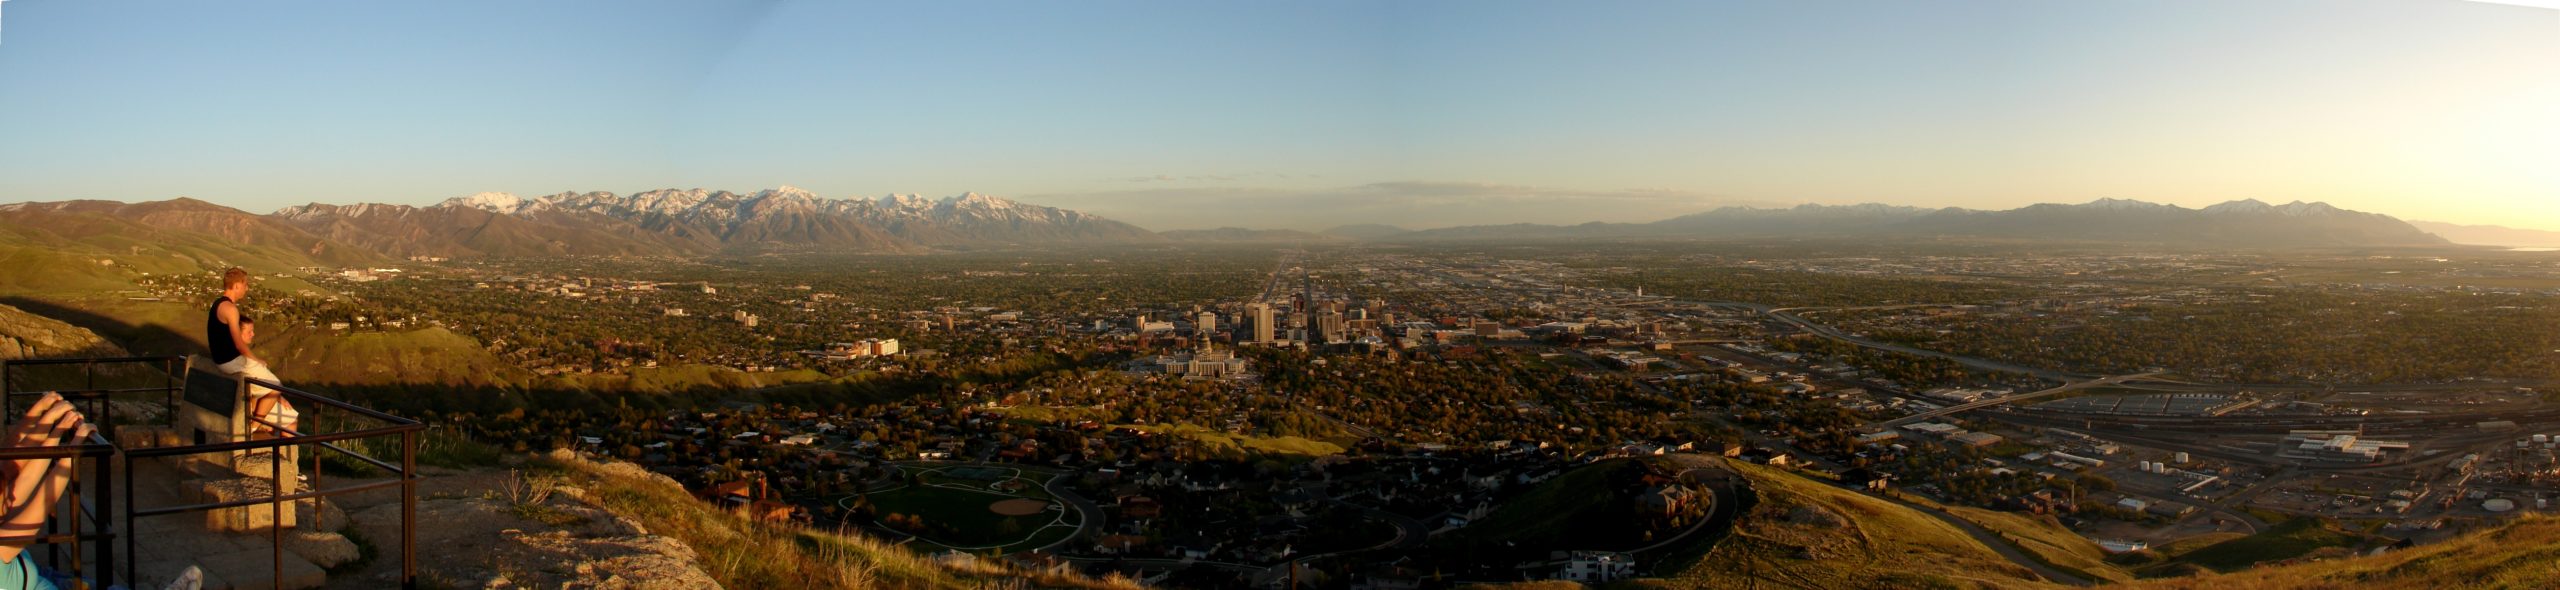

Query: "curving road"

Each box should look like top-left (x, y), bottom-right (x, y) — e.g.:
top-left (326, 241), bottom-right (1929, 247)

top-left (1624, 464), bottom-right (1744, 558)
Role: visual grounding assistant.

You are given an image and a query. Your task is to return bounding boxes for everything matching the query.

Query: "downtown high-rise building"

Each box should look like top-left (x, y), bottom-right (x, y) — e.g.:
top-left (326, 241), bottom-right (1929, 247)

top-left (1247, 303), bottom-right (1276, 344)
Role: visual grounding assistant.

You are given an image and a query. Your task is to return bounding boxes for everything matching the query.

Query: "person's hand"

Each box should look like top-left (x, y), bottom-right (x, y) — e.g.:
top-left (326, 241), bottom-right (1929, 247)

top-left (7, 394), bottom-right (75, 448)
top-left (40, 410), bottom-right (88, 448)
top-left (6, 408), bottom-right (83, 507)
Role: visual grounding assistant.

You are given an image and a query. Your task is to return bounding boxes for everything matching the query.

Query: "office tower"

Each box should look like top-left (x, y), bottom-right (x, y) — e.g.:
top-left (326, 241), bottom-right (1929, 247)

top-left (1249, 303), bottom-right (1276, 344)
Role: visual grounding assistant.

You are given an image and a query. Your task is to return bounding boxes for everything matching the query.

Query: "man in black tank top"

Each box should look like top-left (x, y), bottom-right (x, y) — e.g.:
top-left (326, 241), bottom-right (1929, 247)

top-left (209, 268), bottom-right (294, 434)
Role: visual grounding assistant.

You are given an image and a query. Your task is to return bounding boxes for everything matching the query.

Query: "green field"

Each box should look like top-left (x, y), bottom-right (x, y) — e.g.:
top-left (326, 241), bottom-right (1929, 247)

top-left (852, 464), bottom-right (1077, 553)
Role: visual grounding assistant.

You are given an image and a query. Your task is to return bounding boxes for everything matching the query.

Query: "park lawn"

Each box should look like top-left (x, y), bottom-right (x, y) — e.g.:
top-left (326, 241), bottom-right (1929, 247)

top-left (915, 469), bottom-right (1058, 502)
top-left (868, 485), bottom-right (1055, 548)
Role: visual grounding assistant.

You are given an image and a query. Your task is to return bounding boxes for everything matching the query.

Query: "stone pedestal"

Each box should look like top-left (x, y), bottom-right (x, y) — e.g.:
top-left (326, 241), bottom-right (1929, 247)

top-left (188, 477), bottom-right (297, 532)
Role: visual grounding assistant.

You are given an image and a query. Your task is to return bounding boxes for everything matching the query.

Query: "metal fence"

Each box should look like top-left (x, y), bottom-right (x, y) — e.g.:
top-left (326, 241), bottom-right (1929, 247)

top-left (0, 357), bottom-right (421, 590)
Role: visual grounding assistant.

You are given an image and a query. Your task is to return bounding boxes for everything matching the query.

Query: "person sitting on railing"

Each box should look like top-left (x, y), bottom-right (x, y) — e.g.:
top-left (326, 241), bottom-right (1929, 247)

top-left (0, 393), bottom-right (95, 590)
top-left (207, 268), bottom-right (297, 436)
top-left (236, 316), bottom-right (297, 439)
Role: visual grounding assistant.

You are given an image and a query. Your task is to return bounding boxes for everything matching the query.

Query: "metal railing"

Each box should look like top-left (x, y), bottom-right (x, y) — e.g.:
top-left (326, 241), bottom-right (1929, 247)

top-left (0, 432), bottom-right (118, 590)
top-left (0, 358), bottom-right (422, 589)
top-left (0, 356), bottom-right (190, 447)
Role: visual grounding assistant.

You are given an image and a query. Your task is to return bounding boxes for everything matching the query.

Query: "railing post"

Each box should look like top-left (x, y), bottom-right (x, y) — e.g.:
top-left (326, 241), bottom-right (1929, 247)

top-left (62, 462), bottom-right (79, 581)
top-left (98, 442), bottom-right (115, 590)
top-left (124, 449), bottom-right (137, 589)
top-left (272, 440), bottom-right (285, 590)
top-left (402, 428), bottom-right (418, 590)
top-left (171, 357), bottom-right (189, 430)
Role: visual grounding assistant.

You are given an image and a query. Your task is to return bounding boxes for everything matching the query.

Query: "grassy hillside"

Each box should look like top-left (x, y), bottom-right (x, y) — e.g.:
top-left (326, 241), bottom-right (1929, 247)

top-left (2146, 516), bottom-right (2370, 575)
top-left (2117, 516), bottom-right (2560, 590)
top-left (1459, 458), bottom-right (1650, 548)
top-left (544, 453), bottom-right (1141, 590)
top-left (1941, 504), bottom-right (2136, 584)
top-left (265, 325), bottom-right (535, 388)
top-left (1648, 460), bottom-right (2057, 590)
top-left (1112, 421), bottom-right (1345, 459)
top-left (0, 246), bottom-right (140, 294)
top-left (0, 203), bottom-right (381, 297)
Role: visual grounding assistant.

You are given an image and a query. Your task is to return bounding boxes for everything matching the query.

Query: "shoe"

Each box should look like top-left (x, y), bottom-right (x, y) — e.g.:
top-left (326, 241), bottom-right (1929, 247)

top-left (164, 565), bottom-right (202, 590)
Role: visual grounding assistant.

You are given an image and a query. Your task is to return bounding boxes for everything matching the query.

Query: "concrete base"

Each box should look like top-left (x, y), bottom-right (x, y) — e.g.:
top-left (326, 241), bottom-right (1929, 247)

top-left (197, 547), bottom-right (326, 590)
top-left (188, 478), bottom-right (294, 533)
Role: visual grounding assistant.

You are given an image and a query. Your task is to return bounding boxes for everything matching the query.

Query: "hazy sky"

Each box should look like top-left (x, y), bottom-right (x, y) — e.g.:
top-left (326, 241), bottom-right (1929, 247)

top-left (1, 0), bottom-right (2554, 231)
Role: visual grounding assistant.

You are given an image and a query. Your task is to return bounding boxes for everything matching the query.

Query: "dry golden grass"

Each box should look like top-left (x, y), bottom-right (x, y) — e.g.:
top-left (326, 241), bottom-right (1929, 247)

top-left (1941, 505), bottom-right (2136, 583)
top-left (1655, 460), bottom-right (2060, 590)
top-left (2117, 516), bottom-right (2560, 590)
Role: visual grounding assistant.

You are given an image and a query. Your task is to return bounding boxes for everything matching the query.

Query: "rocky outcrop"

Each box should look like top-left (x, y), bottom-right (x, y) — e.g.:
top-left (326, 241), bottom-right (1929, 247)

top-left (0, 302), bottom-right (124, 360)
top-left (341, 470), bottom-right (721, 590)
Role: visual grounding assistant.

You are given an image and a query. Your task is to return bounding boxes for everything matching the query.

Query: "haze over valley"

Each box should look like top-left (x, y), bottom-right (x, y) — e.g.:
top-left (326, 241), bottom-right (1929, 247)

top-left (3, 1), bottom-right (2559, 589)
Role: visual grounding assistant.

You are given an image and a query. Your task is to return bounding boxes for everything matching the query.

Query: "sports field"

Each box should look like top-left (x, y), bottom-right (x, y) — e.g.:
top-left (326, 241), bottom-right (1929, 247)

top-left (843, 463), bottom-right (1083, 553)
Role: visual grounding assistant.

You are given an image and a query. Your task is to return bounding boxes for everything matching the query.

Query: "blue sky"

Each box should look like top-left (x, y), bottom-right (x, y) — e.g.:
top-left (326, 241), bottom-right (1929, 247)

top-left (0, 0), bottom-right (2554, 230)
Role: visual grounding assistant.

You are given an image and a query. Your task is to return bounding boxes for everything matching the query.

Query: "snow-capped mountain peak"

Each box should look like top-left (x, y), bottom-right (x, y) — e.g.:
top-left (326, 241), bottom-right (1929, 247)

top-left (940, 192), bottom-right (1015, 209)
top-left (756, 185), bottom-right (819, 201)
top-left (2274, 200), bottom-right (2342, 216)
top-left (2073, 198), bottom-right (2174, 211)
top-left (2201, 199), bottom-right (2273, 214)
top-left (440, 192), bottom-right (531, 214)
top-left (877, 193), bottom-right (933, 210)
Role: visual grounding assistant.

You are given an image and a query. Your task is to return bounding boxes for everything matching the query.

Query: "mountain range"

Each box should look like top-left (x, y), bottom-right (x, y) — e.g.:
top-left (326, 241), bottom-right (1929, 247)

top-left (2406, 221), bottom-right (2560, 249)
top-left (1351, 198), bottom-right (2450, 247)
top-left (0, 192), bottom-right (2468, 282)
top-left (273, 187), bottom-right (1157, 258)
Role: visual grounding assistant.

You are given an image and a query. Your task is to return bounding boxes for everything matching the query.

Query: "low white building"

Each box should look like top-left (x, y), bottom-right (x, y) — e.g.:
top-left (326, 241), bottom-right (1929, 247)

top-left (1555, 551), bottom-right (1636, 584)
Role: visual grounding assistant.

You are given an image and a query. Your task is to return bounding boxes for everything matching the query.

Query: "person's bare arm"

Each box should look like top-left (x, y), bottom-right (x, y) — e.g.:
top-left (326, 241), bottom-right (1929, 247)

top-left (6, 394), bottom-right (69, 448)
top-left (218, 300), bottom-right (264, 366)
top-left (0, 411), bottom-right (83, 564)
top-left (23, 424), bottom-right (92, 524)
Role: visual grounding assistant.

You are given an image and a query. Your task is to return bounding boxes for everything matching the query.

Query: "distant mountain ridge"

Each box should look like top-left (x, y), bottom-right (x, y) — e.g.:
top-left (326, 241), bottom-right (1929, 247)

top-left (1380, 198), bottom-right (2448, 247)
top-left (0, 193), bottom-right (2461, 280)
top-left (2407, 221), bottom-right (2560, 249)
top-left (275, 187), bottom-right (1159, 258)
top-left (1158, 227), bottom-right (1343, 243)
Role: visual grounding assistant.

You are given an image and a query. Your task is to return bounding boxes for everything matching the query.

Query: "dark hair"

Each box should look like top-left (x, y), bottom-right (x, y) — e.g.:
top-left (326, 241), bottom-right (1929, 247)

top-left (239, 315), bottom-right (256, 326)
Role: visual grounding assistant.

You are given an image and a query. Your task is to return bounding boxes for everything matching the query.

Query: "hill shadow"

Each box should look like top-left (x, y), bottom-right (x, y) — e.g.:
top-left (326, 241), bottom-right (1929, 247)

top-left (0, 296), bottom-right (207, 358)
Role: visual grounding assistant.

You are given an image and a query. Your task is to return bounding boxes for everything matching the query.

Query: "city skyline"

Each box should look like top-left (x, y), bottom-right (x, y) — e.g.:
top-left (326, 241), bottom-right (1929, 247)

top-left (1, 0), bottom-right (2555, 231)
